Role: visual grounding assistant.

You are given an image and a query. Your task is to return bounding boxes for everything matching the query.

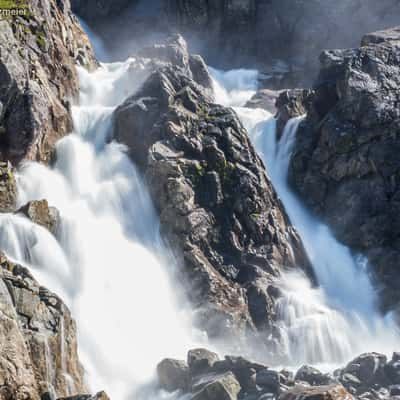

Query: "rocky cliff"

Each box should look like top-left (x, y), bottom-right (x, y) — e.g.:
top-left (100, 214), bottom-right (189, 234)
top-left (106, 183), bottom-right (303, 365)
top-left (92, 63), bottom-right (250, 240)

top-left (0, 0), bottom-right (96, 165)
top-left (279, 27), bottom-right (400, 318)
top-left (71, 0), bottom-right (400, 87)
top-left (112, 35), bottom-right (313, 354)
top-left (0, 1), bottom-right (101, 398)
top-left (0, 252), bottom-right (85, 399)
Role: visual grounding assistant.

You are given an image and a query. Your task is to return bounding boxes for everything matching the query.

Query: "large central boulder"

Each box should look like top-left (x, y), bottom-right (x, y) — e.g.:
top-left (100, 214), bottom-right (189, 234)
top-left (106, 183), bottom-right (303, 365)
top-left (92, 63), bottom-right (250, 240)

top-left (284, 27), bottom-right (400, 316)
top-left (112, 36), bottom-right (312, 352)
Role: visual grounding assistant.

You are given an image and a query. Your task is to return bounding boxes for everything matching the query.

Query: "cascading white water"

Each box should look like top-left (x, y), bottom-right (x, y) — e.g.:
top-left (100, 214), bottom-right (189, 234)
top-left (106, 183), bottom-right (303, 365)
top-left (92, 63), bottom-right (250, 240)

top-left (211, 70), bottom-right (399, 367)
top-left (0, 60), bottom-right (206, 399)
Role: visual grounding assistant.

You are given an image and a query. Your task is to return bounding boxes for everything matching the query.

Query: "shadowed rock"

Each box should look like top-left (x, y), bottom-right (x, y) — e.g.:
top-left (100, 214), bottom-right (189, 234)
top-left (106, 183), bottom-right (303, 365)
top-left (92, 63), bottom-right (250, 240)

top-left (112, 35), bottom-right (313, 352)
top-left (279, 27), bottom-right (400, 316)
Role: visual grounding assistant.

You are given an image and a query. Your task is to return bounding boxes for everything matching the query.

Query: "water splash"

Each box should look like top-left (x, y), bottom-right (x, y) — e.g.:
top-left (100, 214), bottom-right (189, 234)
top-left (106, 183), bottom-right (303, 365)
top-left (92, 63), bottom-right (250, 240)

top-left (210, 67), bottom-right (258, 107)
top-left (243, 106), bottom-right (399, 366)
top-left (0, 60), bottom-right (206, 399)
top-left (211, 68), bottom-right (399, 366)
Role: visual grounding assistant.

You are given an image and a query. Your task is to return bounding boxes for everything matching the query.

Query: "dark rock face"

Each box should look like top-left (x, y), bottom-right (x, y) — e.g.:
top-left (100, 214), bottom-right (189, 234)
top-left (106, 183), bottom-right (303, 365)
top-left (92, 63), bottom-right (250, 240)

top-left (70, 0), bottom-right (133, 24)
top-left (0, 0), bottom-right (96, 165)
top-left (295, 366), bottom-right (335, 387)
top-left (336, 352), bottom-right (400, 398)
top-left (112, 36), bottom-right (312, 349)
top-left (0, 253), bottom-right (86, 399)
top-left (73, 0), bottom-right (400, 86)
top-left (285, 28), bottom-right (400, 315)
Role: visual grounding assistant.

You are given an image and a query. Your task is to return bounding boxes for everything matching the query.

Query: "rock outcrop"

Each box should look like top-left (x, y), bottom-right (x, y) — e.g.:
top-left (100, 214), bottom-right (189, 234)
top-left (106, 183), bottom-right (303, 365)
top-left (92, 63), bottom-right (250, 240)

top-left (18, 199), bottom-right (60, 235)
top-left (283, 27), bottom-right (400, 315)
top-left (245, 90), bottom-right (281, 114)
top-left (0, 252), bottom-right (85, 399)
top-left (0, 0), bottom-right (96, 165)
top-left (0, 161), bottom-right (17, 213)
top-left (112, 36), bottom-right (313, 351)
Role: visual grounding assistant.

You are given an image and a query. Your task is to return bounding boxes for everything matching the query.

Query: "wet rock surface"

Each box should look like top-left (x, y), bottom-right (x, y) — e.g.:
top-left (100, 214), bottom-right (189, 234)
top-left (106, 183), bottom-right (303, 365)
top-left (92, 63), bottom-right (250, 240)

top-left (57, 392), bottom-right (110, 400)
top-left (157, 349), bottom-right (400, 400)
top-left (112, 35), bottom-right (313, 350)
top-left (0, 161), bottom-right (17, 213)
top-left (0, 0), bottom-right (96, 165)
top-left (281, 27), bottom-right (400, 315)
top-left (18, 200), bottom-right (60, 234)
top-left (0, 252), bottom-right (85, 399)
top-left (245, 90), bottom-right (282, 114)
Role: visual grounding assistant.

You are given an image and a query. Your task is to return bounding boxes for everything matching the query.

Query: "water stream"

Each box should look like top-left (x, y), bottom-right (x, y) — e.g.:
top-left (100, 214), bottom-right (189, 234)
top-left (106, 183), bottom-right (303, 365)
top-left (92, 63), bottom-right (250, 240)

top-left (211, 70), bottom-right (399, 367)
top-left (0, 26), bottom-right (398, 399)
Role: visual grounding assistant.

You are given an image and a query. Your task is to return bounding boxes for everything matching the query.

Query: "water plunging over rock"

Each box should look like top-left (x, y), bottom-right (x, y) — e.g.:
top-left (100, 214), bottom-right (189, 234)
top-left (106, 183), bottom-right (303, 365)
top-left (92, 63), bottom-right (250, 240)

top-left (278, 28), bottom-right (400, 319)
top-left (112, 36), bottom-right (314, 356)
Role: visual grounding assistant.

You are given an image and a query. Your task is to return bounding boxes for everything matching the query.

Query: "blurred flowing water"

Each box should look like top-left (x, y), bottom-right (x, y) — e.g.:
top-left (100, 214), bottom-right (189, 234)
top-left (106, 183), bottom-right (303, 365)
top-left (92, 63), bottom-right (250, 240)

top-left (0, 60), bottom-right (205, 399)
top-left (211, 69), bottom-right (399, 367)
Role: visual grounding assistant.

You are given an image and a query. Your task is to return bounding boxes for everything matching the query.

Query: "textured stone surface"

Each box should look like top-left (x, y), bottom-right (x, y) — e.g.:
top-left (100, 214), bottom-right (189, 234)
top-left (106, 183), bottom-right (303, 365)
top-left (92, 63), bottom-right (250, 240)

top-left (157, 358), bottom-right (189, 392)
top-left (280, 384), bottom-right (354, 400)
top-left (0, 253), bottom-right (85, 399)
top-left (0, 0), bottom-right (96, 165)
top-left (0, 161), bottom-right (16, 213)
top-left (18, 200), bottom-right (60, 234)
top-left (156, 349), bottom-right (400, 400)
top-left (285, 28), bottom-right (400, 315)
top-left (112, 36), bottom-right (313, 351)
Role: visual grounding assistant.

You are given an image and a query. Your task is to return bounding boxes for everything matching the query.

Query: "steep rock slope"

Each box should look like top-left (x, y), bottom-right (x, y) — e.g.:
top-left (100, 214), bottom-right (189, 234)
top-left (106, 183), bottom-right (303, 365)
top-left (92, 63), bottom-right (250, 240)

top-left (284, 27), bottom-right (400, 317)
top-left (0, 0), bottom-right (96, 164)
top-left (0, 1), bottom-right (100, 398)
top-left (0, 252), bottom-right (85, 399)
top-left (112, 36), bottom-right (313, 352)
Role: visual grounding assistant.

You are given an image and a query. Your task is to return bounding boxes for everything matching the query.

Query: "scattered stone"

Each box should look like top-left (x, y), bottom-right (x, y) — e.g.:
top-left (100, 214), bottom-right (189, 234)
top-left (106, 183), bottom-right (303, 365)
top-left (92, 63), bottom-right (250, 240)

top-left (157, 358), bottom-right (189, 392)
top-left (295, 365), bottom-right (336, 386)
top-left (280, 384), bottom-right (354, 400)
top-left (255, 369), bottom-right (281, 393)
top-left (188, 349), bottom-right (220, 376)
top-left (191, 372), bottom-right (241, 400)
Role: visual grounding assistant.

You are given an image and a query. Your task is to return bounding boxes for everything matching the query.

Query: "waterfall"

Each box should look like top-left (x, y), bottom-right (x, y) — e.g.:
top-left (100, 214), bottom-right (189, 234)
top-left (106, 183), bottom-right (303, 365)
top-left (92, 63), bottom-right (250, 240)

top-left (0, 60), bottom-right (205, 399)
top-left (211, 70), bottom-right (399, 367)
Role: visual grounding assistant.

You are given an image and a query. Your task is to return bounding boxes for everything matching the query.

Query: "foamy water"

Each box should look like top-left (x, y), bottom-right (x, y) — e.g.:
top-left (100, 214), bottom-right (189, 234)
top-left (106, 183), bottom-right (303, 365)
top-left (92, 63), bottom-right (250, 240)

top-left (211, 69), bottom-right (399, 367)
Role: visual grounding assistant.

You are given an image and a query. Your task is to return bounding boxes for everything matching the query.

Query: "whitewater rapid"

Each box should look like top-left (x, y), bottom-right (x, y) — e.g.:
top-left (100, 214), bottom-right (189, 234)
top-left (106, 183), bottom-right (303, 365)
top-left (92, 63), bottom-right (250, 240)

top-left (211, 70), bottom-right (399, 367)
top-left (0, 60), bottom-right (206, 398)
top-left (0, 27), bottom-right (398, 398)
